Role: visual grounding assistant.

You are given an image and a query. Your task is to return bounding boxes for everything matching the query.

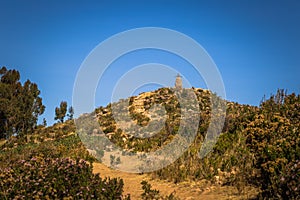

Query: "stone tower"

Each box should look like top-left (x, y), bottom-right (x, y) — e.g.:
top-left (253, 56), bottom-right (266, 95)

top-left (175, 73), bottom-right (182, 90)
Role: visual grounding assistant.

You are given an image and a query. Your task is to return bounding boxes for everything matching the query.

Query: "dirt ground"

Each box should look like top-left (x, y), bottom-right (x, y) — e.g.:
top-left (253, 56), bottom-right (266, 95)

top-left (93, 162), bottom-right (258, 200)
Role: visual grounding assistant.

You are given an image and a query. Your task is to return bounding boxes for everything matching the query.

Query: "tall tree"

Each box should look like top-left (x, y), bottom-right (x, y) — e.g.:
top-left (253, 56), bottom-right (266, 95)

top-left (0, 67), bottom-right (45, 139)
top-left (55, 101), bottom-right (67, 123)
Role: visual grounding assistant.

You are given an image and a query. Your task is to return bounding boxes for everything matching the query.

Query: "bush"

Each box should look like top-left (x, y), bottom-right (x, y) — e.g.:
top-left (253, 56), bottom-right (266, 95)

top-left (0, 157), bottom-right (130, 199)
top-left (141, 181), bottom-right (178, 200)
top-left (0, 134), bottom-right (95, 169)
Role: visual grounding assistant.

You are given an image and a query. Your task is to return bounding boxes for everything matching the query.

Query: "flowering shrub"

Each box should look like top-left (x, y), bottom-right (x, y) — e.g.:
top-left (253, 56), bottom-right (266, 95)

top-left (0, 134), bottom-right (95, 169)
top-left (0, 157), bottom-right (130, 199)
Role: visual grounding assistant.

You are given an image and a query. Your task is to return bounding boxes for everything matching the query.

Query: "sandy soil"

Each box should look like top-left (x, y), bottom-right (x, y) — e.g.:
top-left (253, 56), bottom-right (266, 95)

top-left (92, 162), bottom-right (258, 200)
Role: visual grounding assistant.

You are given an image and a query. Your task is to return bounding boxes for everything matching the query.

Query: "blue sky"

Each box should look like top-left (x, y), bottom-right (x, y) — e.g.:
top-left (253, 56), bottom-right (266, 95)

top-left (0, 0), bottom-right (299, 125)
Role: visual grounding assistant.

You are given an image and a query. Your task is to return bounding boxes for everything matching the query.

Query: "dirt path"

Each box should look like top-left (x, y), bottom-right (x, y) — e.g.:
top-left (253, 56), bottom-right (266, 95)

top-left (93, 162), bottom-right (257, 200)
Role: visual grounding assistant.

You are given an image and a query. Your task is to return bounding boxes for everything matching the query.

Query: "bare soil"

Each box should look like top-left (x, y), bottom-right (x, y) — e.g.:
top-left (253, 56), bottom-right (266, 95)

top-left (93, 162), bottom-right (258, 200)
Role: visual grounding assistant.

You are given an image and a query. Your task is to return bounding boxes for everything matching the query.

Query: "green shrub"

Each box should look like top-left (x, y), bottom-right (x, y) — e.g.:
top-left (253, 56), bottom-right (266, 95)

top-left (141, 180), bottom-right (160, 200)
top-left (141, 181), bottom-right (178, 200)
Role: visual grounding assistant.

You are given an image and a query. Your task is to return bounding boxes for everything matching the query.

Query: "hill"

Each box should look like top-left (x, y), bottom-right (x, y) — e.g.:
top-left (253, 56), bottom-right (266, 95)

top-left (1, 87), bottom-right (299, 199)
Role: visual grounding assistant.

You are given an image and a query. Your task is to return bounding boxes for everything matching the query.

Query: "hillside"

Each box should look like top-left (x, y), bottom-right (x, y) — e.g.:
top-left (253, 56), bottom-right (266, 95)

top-left (1, 87), bottom-right (299, 199)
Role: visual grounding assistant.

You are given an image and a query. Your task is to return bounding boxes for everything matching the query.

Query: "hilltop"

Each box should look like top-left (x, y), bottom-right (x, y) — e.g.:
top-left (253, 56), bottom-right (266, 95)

top-left (1, 87), bottom-right (299, 199)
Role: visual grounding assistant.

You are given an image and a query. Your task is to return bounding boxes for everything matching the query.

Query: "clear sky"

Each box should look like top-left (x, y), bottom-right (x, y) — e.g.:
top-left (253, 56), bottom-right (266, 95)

top-left (0, 0), bottom-right (299, 125)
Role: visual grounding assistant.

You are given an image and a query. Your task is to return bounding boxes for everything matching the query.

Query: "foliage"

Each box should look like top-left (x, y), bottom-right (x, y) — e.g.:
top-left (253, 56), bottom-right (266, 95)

top-left (42, 118), bottom-right (47, 127)
top-left (246, 89), bottom-right (300, 199)
top-left (141, 181), bottom-right (178, 200)
top-left (278, 159), bottom-right (300, 199)
top-left (0, 134), bottom-right (95, 169)
top-left (68, 106), bottom-right (74, 120)
top-left (141, 180), bottom-right (160, 200)
top-left (1, 68), bottom-right (299, 200)
top-left (0, 157), bottom-right (130, 199)
top-left (0, 117), bottom-right (131, 199)
top-left (95, 88), bottom-right (184, 153)
top-left (110, 155), bottom-right (121, 167)
top-left (55, 101), bottom-right (68, 123)
top-left (0, 66), bottom-right (45, 139)
top-left (0, 119), bottom-right (96, 168)
top-left (95, 87), bottom-right (299, 199)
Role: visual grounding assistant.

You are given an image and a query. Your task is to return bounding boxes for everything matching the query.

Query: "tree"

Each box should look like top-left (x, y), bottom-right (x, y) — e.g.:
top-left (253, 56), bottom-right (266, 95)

top-left (0, 67), bottom-right (45, 139)
top-left (67, 106), bottom-right (74, 120)
top-left (42, 118), bottom-right (47, 127)
top-left (55, 101), bottom-right (67, 123)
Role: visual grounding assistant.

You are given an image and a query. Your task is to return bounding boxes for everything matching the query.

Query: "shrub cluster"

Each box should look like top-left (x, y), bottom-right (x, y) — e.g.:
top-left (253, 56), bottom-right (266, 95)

top-left (0, 134), bottom-right (95, 169)
top-left (246, 90), bottom-right (300, 199)
top-left (0, 157), bottom-right (130, 199)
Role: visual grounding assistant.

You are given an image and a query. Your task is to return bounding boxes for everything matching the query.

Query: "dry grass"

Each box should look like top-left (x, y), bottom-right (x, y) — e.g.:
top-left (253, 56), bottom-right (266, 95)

top-left (0, 139), bottom-right (6, 147)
